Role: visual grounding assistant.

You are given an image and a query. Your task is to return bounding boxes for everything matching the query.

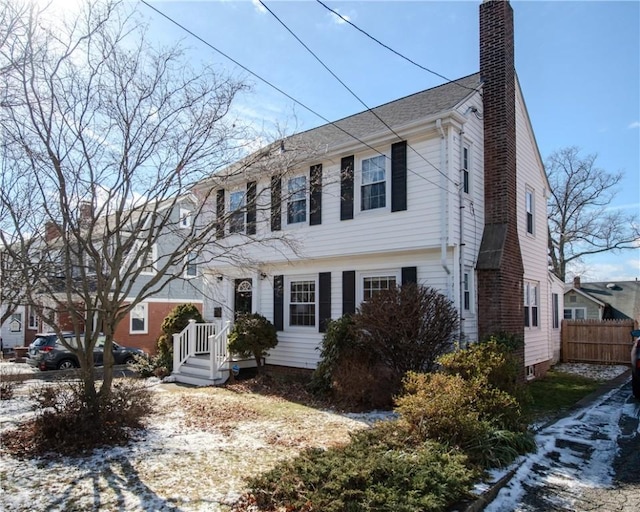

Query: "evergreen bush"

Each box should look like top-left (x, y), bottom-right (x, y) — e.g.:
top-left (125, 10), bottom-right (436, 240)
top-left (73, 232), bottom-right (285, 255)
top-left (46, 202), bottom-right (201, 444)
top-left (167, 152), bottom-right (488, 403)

top-left (227, 313), bottom-right (278, 374)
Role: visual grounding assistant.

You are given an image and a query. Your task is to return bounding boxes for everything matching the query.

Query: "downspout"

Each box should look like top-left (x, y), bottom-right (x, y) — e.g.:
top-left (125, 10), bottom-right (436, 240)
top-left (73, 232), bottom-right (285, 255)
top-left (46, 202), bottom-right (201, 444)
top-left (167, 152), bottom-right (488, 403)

top-left (436, 119), bottom-right (450, 276)
top-left (458, 128), bottom-right (466, 344)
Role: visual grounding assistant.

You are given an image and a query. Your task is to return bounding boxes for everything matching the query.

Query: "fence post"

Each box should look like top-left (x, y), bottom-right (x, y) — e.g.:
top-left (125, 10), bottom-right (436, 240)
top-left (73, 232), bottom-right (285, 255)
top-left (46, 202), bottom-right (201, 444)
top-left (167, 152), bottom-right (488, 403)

top-left (172, 332), bottom-right (180, 373)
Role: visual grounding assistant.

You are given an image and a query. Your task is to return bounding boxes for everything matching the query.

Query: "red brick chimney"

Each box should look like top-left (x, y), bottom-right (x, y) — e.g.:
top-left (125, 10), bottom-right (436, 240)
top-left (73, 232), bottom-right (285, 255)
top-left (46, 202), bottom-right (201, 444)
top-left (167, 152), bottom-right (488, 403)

top-left (573, 276), bottom-right (581, 289)
top-left (45, 221), bottom-right (61, 242)
top-left (476, 1), bottom-right (525, 357)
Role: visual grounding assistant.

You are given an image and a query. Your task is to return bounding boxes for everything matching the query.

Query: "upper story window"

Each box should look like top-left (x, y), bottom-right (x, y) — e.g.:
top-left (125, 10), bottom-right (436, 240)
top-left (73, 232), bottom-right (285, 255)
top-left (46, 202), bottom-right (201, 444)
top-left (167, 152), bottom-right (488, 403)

top-left (287, 176), bottom-right (307, 224)
top-left (138, 244), bottom-right (157, 275)
top-left (361, 155), bottom-right (386, 211)
top-left (229, 191), bottom-right (245, 233)
top-left (289, 279), bottom-right (316, 327)
top-left (524, 281), bottom-right (539, 328)
top-left (180, 208), bottom-right (191, 229)
top-left (185, 252), bottom-right (197, 278)
top-left (462, 146), bottom-right (470, 194)
top-left (10, 312), bottom-right (22, 332)
top-left (525, 189), bottom-right (534, 235)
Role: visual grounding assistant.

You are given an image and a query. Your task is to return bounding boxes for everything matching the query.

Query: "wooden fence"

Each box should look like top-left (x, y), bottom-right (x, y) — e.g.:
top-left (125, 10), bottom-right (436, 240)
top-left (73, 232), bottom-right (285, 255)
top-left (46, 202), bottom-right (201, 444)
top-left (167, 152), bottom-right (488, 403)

top-left (561, 319), bottom-right (638, 365)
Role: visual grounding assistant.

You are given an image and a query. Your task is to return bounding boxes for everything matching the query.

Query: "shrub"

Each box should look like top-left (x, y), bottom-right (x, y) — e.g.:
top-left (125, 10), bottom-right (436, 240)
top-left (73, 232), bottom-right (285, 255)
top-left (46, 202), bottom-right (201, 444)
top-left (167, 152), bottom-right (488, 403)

top-left (156, 303), bottom-right (205, 372)
top-left (1, 378), bottom-right (16, 400)
top-left (246, 422), bottom-right (477, 512)
top-left (227, 313), bottom-right (278, 374)
top-left (4, 378), bottom-right (153, 456)
top-left (310, 285), bottom-right (460, 408)
top-left (395, 372), bottom-right (533, 468)
top-left (438, 336), bottom-right (530, 406)
top-left (355, 284), bottom-right (459, 378)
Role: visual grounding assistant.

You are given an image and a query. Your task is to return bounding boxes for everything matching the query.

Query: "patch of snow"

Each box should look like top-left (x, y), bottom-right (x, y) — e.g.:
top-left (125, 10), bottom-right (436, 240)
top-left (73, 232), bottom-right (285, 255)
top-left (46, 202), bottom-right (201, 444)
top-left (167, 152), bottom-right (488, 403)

top-left (552, 363), bottom-right (628, 381)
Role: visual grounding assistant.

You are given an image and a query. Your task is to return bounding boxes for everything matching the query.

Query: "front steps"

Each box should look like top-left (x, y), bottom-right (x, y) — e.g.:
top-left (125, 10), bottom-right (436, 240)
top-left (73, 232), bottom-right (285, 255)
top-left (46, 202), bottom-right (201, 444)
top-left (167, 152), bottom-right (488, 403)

top-left (172, 354), bottom-right (256, 386)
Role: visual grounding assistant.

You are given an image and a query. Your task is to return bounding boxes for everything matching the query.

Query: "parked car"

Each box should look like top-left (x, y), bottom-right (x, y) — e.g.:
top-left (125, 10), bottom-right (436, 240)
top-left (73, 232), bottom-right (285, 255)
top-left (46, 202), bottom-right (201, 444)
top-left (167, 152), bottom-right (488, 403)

top-left (631, 329), bottom-right (640, 399)
top-left (28, 333), bottom-right (144, 371)
top-left (27, 332), bottom-right (74, 359)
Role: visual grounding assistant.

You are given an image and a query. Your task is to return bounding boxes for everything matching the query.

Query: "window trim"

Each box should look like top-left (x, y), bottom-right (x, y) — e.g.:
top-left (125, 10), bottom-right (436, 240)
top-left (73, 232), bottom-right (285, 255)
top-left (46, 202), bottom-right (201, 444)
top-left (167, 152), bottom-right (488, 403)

top-left (552, 293), bottom-right (560, 329)
top-left (524, 281), bottom-right (540, 329)
top-left (358, 153), bottom-right (389, 213)
top-left (285, 276), bottom-right (318, 330)
top-left (130, 303), bottom-right (149, 334)
top-left (525, 188), bottom-right (535, 236)
top-left (564, 307), bottom-right (587, 320)
top-left (184, 252), bottom-right (197, 278)
top-left (286, 175), bottom-right (307, 225)
top-left (462, 144), bottom-right (470, 194)
top-left (463, 272), bottom-right (471, 311)
top-left (179, 208), bottom-right (191, 229)
top-left (28, 307), bottom-right (39, 330)
top-left (229, 189), bottom-right (246, 234)
top-left (356, 270), bottom-right (400, 305)
top-left (10, 312), bottom-right (22, 332)
top-left (138, 243), bottom-right (158, 275)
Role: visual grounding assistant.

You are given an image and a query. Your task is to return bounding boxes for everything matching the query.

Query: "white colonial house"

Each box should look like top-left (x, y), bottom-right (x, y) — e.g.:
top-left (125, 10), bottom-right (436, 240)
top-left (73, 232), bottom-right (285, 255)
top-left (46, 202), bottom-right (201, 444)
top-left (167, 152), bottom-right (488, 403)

top-left (171, 0), bottom-right (564, 385)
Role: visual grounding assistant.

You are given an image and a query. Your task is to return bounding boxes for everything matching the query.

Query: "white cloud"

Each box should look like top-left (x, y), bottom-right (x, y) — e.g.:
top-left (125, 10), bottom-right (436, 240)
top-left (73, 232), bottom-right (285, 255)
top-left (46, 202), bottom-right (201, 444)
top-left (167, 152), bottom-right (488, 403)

top-left (252, 0), bottom-right (267, 14)
top-left (628, 121), bottom-right (640, 129)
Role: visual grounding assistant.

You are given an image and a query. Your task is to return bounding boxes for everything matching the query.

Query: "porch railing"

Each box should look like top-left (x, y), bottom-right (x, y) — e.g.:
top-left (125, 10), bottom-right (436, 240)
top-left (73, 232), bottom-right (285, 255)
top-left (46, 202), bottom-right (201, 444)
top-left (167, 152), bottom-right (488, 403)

top-left (209, 320), bottom-right (232, 380)
top-left (173, 320), bottom-right (220, 372)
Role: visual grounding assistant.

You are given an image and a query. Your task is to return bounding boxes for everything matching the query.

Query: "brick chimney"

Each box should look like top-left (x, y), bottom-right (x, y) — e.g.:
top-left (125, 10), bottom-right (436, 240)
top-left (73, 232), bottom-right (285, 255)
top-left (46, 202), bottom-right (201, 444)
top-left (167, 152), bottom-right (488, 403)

top-left (44, 221), bottom-right (61, 242)
top-left (476, 1), bottom-right (525, 360)
top-left (573, 276), bottom-right (581, 289)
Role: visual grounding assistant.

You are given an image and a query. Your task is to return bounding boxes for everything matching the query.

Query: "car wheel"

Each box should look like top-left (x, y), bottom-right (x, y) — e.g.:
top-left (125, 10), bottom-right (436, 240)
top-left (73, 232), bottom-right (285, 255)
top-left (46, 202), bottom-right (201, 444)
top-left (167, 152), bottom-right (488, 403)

top-left (57, 359), bottom-right (78, 370)
top-left (632, 376), bottom-right (640, 400)
top-left (122, 356), bottom-right (135, 365)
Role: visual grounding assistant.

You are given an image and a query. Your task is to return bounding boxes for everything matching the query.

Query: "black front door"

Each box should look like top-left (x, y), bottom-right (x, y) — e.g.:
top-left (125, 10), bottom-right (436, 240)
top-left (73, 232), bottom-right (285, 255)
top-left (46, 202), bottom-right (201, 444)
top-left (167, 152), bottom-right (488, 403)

top-left (234, 279), bottom-right (253, 318)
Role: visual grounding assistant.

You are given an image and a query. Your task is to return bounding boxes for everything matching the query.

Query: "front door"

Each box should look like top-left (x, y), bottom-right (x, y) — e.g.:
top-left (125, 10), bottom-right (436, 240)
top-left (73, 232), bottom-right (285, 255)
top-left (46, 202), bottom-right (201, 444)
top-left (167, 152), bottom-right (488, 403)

top-left (234, 279), bottom-right (253, 318)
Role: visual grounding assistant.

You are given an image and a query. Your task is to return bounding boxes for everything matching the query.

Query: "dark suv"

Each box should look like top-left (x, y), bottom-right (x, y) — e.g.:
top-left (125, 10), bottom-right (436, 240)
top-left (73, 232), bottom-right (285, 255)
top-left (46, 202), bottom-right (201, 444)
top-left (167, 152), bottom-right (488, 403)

top-left (631, 330), bottom-right (640, 399)
top-left (27, 333), bottom-right (144, 371)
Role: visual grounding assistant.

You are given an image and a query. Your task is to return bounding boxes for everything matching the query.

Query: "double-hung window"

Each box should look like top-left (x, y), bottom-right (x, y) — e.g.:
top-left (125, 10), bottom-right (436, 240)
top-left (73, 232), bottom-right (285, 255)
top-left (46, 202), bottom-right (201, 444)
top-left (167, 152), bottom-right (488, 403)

top-left (139, 244), bottom-right (157, 275)
top-left (185, 252), bottom-right (197, 278)
top-left (463, 273), bottom-right (471, 310)
top-left (462, 146), bottom-right (470, 194)
top-left (287, 176), bottom-right (307, 224)
top-left (564, 307), bottom-right (586, 320)
top-left (229, 191), bottom-right (245, 233)
top-left (524, 282), bottom-right (539, 328)
top-left (525, 189), bottom-right (534, 235)
top-left (552, 293), bottom-right (560, 329)
top-left (363, 275), bottom-right (396, 301)
top-left (361, 155), bottom-right (386, 211)
top-left (28, 307), bottom-right (38, 330)
top-left (130, 303), bottom-right (148, 334)
top-left (180, 208), bottom-right (191, 229)
top-left (289, 279), bottom-right (316, 327)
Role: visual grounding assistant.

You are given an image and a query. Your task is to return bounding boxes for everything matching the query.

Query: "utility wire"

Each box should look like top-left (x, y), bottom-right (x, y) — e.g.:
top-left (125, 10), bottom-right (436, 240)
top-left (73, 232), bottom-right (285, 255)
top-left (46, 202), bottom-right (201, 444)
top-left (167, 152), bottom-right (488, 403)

top-left (140, 0), bottom-right (463, 196)
top-left (316, 0), bottom-right (478, 93)
top-left (259, 0), bottom-right (458, 188)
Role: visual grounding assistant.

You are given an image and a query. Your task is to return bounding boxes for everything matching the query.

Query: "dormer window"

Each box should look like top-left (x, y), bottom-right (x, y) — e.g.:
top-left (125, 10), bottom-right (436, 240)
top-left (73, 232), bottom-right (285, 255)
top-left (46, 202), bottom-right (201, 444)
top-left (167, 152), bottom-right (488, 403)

top-left (180, 208), bottom-right (191, 229)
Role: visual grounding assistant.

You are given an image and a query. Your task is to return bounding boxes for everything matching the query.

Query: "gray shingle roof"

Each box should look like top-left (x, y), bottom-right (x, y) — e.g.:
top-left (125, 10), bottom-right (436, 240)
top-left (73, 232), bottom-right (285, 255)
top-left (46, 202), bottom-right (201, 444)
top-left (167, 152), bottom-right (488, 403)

top-left (571, 281), bottom-right (640, 321)
top-left (288, 73), bottom-right (481, 151)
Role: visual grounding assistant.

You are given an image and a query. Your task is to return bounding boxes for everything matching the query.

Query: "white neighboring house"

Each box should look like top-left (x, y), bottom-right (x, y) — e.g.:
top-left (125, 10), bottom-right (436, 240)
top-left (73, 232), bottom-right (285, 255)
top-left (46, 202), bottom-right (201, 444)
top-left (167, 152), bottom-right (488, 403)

top-left (171, 0), bottom-right (563, 385)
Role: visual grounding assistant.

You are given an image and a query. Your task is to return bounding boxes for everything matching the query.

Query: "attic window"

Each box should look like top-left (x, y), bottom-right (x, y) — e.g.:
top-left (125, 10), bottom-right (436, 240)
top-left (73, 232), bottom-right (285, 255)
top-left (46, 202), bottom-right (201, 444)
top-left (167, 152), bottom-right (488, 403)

top-left (180, 208), bottom-right (191, 228)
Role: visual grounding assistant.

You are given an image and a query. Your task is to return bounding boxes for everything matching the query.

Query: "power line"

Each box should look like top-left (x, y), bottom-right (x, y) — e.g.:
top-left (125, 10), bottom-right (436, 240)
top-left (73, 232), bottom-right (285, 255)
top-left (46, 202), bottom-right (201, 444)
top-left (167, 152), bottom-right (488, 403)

top-left (259, 0), bottom-right (459, 188)
top-left (139, 0), bottom-right (462, 196)
top-left (315, 0), bottom-right (478, 93)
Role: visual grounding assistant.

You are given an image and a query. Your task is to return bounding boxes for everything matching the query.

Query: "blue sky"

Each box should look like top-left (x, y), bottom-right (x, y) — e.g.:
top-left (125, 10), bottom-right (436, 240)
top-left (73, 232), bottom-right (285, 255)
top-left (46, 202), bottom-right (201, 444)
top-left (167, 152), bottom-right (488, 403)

top-left (142, 0), bottom-right (639, 282)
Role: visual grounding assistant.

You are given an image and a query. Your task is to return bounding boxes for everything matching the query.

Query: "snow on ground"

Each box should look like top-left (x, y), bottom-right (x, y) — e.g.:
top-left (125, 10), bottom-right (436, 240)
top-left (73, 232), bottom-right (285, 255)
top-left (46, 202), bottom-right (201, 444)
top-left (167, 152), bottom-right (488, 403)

top-left (0, 377), bottom-right (376, 512)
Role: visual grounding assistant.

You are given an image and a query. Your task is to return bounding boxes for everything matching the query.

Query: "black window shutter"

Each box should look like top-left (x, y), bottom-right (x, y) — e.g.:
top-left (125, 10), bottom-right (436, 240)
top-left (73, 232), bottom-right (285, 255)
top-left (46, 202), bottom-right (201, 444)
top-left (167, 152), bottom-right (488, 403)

top-left (391, 141), bottom-right (407, 212)
top-left (309, 164), bottom-right (322, 226)
top-left (342, 270), bottom-right (356, 315)
top-left (318, 272), bottom-right (331, 332)
top-left (340, 156), bottom-right (354, 221)
top-left (216, 189), bottom-right (225, 238)
top-left (246, 181), bottom-right (257, 235)
top-left (401, 266), bottom-right (417, 286)
top-left (273, 275), bottom-right (284, 331)
top-left (271, 176), bottom-right (281, 231)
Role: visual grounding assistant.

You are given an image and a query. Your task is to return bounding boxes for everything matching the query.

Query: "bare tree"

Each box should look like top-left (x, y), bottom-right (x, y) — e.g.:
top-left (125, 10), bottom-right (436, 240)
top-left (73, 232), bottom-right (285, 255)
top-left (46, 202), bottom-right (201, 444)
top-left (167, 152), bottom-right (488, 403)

top-left (546, 146), bottom-right (640, 281)
top-left (0, 0), bottom-right (313, 407)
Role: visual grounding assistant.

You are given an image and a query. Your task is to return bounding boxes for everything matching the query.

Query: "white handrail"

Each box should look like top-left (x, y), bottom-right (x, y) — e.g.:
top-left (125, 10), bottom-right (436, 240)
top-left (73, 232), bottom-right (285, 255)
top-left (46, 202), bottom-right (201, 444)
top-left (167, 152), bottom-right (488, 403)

top-left (173, 320), bottom-right (220, 375)
top-left (209, 320), bottom-right (232, 380)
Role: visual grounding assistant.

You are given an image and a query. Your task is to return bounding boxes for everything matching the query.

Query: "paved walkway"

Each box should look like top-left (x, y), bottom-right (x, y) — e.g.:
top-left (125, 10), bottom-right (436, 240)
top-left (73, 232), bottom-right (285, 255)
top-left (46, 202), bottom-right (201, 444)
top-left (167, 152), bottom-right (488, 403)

top-left (485, 379), bottom-right (640, 511)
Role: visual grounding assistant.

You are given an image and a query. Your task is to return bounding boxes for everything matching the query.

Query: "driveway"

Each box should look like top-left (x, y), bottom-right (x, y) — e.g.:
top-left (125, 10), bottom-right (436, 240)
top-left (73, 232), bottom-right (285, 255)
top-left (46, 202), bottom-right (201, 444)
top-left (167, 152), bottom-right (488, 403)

top-left (485, 377), bottom-right (640, 511)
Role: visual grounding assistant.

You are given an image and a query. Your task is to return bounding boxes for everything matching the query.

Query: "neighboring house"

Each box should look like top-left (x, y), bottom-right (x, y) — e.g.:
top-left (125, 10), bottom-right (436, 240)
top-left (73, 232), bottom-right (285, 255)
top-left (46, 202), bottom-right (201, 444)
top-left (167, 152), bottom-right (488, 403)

top-left (0, 197), bottom-right (205, 354)
top-left (184, 0), bottom-right (561, 381)
top-left (564, 276), bottom-right (640, 323)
